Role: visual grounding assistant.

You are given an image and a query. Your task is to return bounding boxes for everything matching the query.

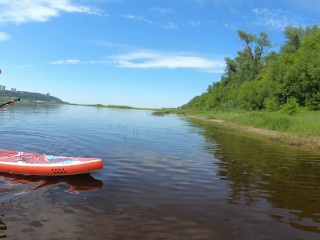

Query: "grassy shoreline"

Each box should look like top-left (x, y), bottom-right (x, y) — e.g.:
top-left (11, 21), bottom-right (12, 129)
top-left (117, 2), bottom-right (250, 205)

top-left (86, 103), bottom-right (159, 111)
top-left (155, 109), bottom-right (320, 151)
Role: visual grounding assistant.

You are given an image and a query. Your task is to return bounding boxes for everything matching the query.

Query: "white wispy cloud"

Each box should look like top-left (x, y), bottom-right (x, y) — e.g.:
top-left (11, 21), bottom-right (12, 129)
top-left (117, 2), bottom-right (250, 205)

top-left (224, 23), bottom-right (237, 30)
top-left (252, 8), bottom-right (302, 30)
top-left (50, 58), bottom-right (100, 64)
top-left (50, 59), bottom-right (81, 64)
top-left (49, 51), bottom-right (225, 73)
top-left (190, 21), bottom-right (201, 27)
top-left (122, 14), bottom-right (152, 24)
top-left (0, 32), bottom-right (10, 41)
top-left (106, 51), bottom-right (225, 72)
top-left (162, 22), bottom-right (178, 29)
top-left (150, 7), bottom-right (175, 14)
top-left (0, 0), bottom-right (99, 24)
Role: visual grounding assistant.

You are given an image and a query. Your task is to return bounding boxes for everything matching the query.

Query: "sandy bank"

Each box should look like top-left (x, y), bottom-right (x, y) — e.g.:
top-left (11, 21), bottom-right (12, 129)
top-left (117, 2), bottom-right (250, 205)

top-left (186, 115), bottom-right (320, 151)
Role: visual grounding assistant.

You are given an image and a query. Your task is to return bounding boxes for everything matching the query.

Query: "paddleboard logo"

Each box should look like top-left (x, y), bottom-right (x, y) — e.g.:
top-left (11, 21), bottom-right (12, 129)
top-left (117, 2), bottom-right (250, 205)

top-left (46, 155), bottom-right (81, 164)
top-left (59, 160), bottom-right (81, 165)
top-left (47, 156), bottom-right (81, 164)
top-left (47, 156), bottom-right (59, 161)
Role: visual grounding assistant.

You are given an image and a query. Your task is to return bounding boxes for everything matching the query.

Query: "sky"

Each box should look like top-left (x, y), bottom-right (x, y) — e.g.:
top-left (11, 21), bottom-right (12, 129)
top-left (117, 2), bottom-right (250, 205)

top-left (0, 0), bottom-right (319, 108)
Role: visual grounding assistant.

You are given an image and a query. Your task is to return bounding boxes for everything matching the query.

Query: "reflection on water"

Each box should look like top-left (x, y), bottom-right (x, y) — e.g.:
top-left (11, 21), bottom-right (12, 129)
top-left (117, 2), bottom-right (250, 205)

top-left (0, 105), bottom-right (320, 239)
top-left (0, 173), bottom-right (103, 195)
top-left (190, 118), bottom-right (320, 235)
top-left (0, 218), bottom-right (6, 239)
top-left (0, 172), bottom-right (103, 239)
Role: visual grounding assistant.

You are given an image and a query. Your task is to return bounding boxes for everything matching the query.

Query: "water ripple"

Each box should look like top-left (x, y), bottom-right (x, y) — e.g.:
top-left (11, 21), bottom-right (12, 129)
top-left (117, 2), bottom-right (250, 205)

top-left (0, 106), bottom-right (319, 239)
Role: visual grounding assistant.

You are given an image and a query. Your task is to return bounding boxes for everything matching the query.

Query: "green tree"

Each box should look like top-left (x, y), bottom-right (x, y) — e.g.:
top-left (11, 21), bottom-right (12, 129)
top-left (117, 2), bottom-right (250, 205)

top-left (221, 30), bottom-right (271, 86)
top-left (183, 25), bottom-right (320, 112)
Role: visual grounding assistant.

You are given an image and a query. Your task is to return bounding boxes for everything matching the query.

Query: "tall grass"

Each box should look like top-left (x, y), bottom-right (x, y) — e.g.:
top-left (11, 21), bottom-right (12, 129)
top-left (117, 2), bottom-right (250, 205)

top-left (172, 108), bottom-right (320, 137)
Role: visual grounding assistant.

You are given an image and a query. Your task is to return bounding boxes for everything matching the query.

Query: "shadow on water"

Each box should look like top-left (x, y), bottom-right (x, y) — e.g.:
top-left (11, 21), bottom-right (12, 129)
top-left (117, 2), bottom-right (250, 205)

top-left (0, 173), bottom-right (103, 195)
top-left (188, 118), bottom-right (320, 234)
top-left (0, 173), bottom-right (103, 239)
top-left (0, 218), bottom-right (6, 239)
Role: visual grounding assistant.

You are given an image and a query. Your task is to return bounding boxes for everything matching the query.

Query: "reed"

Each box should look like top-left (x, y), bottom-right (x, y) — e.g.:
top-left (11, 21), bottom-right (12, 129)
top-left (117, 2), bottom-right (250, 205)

top-left (158, 108), bottom-right (320, 149)
top-left (208, 110), bottom-right (320, 137)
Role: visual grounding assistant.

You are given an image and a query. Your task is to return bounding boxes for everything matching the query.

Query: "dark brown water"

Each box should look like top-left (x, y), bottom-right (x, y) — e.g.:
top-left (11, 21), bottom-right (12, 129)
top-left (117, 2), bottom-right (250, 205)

top-left (0, 105), bottom-right (319, 239)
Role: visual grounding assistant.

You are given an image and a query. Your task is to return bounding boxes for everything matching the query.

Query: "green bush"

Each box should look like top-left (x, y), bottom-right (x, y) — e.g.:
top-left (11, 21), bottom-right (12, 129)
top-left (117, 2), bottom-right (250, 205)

top-left (280, 97), bottom-right (299, 115)
top-left (264, 97), bottom-right (279, 112)
top-left (306, 93), bottom-right (320, 110)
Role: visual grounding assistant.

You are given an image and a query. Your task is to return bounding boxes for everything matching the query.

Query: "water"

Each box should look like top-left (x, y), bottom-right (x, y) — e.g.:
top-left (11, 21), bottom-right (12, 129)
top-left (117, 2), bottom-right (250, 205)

top-left (0, 104), bottom-right (319, 239)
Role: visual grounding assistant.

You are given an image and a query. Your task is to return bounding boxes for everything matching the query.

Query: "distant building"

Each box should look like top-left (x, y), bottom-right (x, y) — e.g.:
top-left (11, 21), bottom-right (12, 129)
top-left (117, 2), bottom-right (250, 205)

top-left (0, 85), bottom-right (5, 91)
top-left (11, 88), bottom-right (16, 92)
top-left (47, 93), bottom-right (50, 96)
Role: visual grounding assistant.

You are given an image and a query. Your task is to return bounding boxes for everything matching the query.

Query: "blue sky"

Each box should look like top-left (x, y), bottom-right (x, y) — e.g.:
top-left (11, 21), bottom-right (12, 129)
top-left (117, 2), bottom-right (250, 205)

top-left (0, 0), bottom-right (319, 108)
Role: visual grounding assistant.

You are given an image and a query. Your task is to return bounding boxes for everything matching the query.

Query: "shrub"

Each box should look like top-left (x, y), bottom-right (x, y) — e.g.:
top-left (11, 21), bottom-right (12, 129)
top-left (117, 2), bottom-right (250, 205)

top-left (306, 93), bottom-right (320, 110)
top-left (280, 97), bottom-right (299, 115)
top-left (264, 97), bottom-right (279, 112)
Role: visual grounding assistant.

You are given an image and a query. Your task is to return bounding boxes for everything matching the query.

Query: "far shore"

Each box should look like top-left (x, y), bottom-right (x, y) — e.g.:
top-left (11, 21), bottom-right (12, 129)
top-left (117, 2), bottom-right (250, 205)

top-left (186, 115), bottom-right (320, 151)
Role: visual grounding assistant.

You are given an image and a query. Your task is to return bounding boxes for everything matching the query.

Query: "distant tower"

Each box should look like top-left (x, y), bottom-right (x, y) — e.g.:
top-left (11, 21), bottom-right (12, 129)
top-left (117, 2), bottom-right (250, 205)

top-left (1, 86), bottom-right (5, 91)
top-left (47, 93), bottom-right (50, 96)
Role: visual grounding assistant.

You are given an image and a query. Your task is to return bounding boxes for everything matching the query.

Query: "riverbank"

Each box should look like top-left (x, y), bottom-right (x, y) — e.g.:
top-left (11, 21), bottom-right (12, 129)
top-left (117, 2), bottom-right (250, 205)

top-left (156, 109), bottom-right (320, 151)
top-left (86, 103), bottom-right (158, 111)
top-left (188, 115), bottom-right (320, 151)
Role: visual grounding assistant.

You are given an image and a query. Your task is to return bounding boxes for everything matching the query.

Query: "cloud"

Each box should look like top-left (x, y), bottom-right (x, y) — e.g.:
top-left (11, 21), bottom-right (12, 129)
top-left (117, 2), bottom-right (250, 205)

top-left (224, 23), bottom-right (237, 30)
top-left (0, 0), bottom-right (99, 24)
top-left (50, 59), bottom-right (81, 64)
top-left (150, 7), bottom-right (175, 14)
top-left (190, 21), bottom-right (200, 27)
top-left (190, 0), bottom-right (253, 8)
top-left (49, 51), bottom-right (226, 73)
top-left (107, 51), bottom-right (225, 72)
top-left (0, 32), bottom-right (10, 41)
top-left (162, 22), bottom-right (178, 29)
top-left (50, 58), bottom-right (99, 64)
top-left (122, 14), bottom-right (152, 24)
top-left (252, 8), bottom-right (302, 30)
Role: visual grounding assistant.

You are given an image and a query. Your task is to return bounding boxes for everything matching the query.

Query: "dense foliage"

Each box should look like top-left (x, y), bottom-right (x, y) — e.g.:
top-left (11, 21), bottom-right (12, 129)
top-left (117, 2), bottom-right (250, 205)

top-left (0, 90), bottom-right (64, 103)
top-left (182, 25), bottom-right (320, 112)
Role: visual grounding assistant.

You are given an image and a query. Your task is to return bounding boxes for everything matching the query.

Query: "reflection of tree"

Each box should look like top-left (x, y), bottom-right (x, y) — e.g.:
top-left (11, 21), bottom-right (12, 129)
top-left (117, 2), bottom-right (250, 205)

top-left (0, 218), bottom-right (6, 239)
top-left (190, 119), bottom-right (320, 233)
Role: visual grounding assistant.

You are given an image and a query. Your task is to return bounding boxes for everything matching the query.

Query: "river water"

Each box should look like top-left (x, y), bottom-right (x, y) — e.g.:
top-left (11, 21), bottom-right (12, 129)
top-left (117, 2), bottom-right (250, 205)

top-left (0, 104), bottom-right (319, 239)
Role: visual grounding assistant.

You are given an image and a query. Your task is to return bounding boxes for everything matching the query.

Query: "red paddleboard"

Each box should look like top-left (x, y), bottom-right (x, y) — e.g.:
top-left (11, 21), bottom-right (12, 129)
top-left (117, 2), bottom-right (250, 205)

top-left (0, 149), bottom-right (103, 176)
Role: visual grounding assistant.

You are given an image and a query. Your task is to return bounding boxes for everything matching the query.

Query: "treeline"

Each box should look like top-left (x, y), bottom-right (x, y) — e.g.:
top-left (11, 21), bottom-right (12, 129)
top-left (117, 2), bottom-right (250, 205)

top-left (182, 25), bottom-right (320, 113)
top-left (92, 104), bottom-right (135, 109)
top-left (0, 90), bottom-right (64, 103)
